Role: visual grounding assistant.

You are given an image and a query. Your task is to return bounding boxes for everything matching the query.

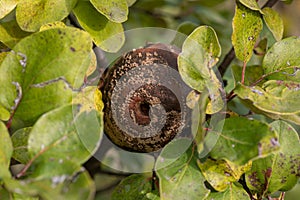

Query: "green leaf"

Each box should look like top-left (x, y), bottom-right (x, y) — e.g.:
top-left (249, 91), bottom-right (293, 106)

top-left (262, 36), bottom-right (300, 74)
top-left (197, 158), bottom-right (252, 192)
top-left (11, 127), bottom-right (31, 164)
top-left (90, 0), bottom-right (128, 23)
top-left (111, 174), bottom-right (154, 200)
top-left (0, 0), bottom-right (18, 19)
top-left (0, 122), bottom-right (12, 179)
top-left (239, 0), bottom-right (261, 12)
top-left (73, 1), bottom-right (125, 52)
top-left (178, 26), bottom-right (224, 114)
top-left (16, 0), bottom-right (77, 32)
top-left (206, 183), bottom-right (250, 200)
top-left (232, 65), bottom-right (264, 86)
top-left (232, 2), bottom-right (263, 63)
top-left (0, 27), bottom-right (92, 126)
top-left (185, 26), bottom-right (221, 69)
top-left (0, 19), bottom-right (31, 48)
top-left (235, 80), bottom-right (300, 115)
top-left (210, 117), bottom-right (279, 165)
top-left (0, 104), bottom-right (10, 121)
top-left (246, 121), bottom-right (300, 195)
top-left (171, 21), bottom-right (198, 48)
top-left (262, 8), bottom-right (284, 41)
top-left (156, 141), bottom-right (210, 200)
top-left (4, 169), bottom-right (95, 200)
top-left (28, 104), bottom-right (102, 165)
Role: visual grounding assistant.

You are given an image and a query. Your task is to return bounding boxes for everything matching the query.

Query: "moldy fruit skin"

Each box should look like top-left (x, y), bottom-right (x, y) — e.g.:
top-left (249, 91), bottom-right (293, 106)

top-left (99, 43), bottom-right (191, 153)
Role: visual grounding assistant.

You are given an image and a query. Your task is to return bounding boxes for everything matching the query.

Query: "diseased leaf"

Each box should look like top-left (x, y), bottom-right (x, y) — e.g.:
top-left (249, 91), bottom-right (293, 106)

top-left (11, 127), bottom-right (31, 164)
top-left (262, 8), bottom-right (283, 41)
top-left (0, 121), bottom-right (12, 179)
top-left (206, 183), bottom-right (250, 200)
top-left (16, 0), bottom-right (77, 32)
top-left (246, 121), bottom-right (300, 195)
top-left (262, 36), bottom-right (300, 74)
top-left (235, 80), bottom-right (300, 115)
top-left (0, 0), bottom-right (18, 19)
top-left (156, 140), bottom-right (210, 200)
top-left (0, 27), bottom-right (92, 127)
top-left (28, 104), bottom-right (102, 165)
top-left (111, 174), bottom-right (155, 200)
top-left (197, 158), bottom-right (252, 192)
top-left (210, 117), bottom-right (279, 165)
top-left (232, 2), bottom-right (263, 62)
top-left (90, 0), bottom-right (128, 23)
top-left (0, 20), bottom-right (31, 48)
top-left (73, 1), bottom-right (125, 52)
top-left (4, 169), bottom-right (95, 200)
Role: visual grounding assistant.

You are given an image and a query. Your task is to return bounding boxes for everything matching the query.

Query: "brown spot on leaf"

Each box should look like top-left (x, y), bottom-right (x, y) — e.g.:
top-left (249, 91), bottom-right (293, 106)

top-left (70, 47), bottom-right (76, 52)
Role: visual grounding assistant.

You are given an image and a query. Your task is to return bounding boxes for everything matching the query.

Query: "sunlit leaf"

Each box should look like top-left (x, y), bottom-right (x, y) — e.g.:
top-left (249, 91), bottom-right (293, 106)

top-left (0, 121), bottom-right (12, 179)
top-left (0, 27), bottom-right (92, 127)
top-left (0, 0), bottom-right (18, 19)
top-left (210, 117), bottom-right (279, 165)
top-left (246, 121), bottom-right (300, 194)
top-left (90, 0), bottom-right (128, 23)
top-left (232, 2), bottom-right (263, 63)
top-left (73, 1), bottom-right (125, 52)
top-left (262, 8), bottom-right (283, 41)
top-left (262, 36), bottom-right (300, 74)
top-left (16, 0), bottom-right (77, 32)
top-left (156, 140), bottom-right (210, 200)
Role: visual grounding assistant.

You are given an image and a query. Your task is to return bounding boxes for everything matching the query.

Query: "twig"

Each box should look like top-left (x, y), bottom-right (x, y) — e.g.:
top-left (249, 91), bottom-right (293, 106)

top-left (218, 47), bottom-right (235, 77)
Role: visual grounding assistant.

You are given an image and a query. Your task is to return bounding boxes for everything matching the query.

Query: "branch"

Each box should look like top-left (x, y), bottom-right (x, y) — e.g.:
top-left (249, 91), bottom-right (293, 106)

top-left (218, 0), bottom-right (280, 77)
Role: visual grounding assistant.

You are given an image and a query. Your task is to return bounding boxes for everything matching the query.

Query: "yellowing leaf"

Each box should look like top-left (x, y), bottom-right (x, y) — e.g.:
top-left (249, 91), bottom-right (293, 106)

top-left (198, 158), bottom-right (252, 192)
top-left (232, 2), bottom-right (263, 63)
top-left (16, 0), bottom-right (77, 32)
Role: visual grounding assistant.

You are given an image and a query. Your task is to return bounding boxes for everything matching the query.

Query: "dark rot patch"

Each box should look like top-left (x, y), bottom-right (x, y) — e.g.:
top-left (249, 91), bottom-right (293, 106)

top-left (98, 43), bottom-right (191, 152)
